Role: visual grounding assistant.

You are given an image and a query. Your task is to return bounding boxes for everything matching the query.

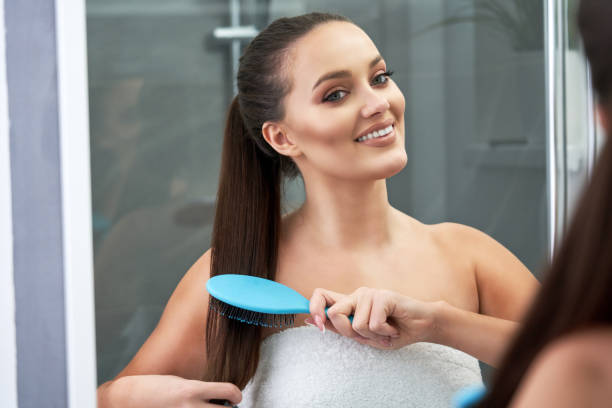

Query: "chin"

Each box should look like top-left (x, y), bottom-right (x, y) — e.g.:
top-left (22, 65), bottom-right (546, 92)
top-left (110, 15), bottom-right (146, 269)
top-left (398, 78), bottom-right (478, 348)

top-left (371, 150), bottom-right (408, 179)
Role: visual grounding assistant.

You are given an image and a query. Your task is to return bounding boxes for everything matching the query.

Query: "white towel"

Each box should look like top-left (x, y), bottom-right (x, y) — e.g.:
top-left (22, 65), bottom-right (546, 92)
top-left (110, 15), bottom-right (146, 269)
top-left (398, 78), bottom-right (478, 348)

top-left (241, 326), bottom-right (482, 407)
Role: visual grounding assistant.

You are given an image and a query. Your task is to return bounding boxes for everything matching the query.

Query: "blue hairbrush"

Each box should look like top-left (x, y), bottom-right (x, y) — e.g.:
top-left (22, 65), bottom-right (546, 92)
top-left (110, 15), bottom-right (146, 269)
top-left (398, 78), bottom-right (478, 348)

top-left (206, 274), bottom-right (352, 328)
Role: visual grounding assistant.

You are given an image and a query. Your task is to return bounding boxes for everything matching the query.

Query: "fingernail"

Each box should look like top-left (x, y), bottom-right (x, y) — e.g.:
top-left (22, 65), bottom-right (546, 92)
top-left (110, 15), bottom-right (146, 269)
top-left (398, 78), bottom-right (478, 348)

top-left (391, 333), bottom-right (401, 338)
top-left (314, 315), bottom-right (325, 333)
top-left (380, 338), bottom-right (392, 347)
top-left (304, 317), bottom-right (315, 326)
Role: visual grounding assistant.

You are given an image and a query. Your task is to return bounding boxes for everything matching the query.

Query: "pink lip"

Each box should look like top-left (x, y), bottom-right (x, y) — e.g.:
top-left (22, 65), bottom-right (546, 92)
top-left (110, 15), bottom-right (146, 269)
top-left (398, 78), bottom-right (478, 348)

top-left (356, 125), bottom-right (396, 147)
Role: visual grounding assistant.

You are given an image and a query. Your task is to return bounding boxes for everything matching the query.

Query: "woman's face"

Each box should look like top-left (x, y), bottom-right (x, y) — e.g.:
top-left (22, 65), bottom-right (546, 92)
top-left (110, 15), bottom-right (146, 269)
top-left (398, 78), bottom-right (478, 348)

top-left (278, 21), bottom-right (407, 182)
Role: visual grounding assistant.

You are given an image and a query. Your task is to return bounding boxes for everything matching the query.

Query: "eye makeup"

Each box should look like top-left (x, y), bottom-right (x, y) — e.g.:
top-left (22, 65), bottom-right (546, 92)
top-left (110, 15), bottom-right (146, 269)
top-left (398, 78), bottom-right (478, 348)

top-left (321, 69), bottom-right (394, 104)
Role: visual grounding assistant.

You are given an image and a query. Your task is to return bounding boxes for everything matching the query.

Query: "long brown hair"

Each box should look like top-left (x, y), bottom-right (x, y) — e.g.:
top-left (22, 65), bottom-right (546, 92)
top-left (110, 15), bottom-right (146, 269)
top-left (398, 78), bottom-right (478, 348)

top-left (204, 13), bottom-right (351, 388)
top-left (476, 0), bottom-right (612, 405)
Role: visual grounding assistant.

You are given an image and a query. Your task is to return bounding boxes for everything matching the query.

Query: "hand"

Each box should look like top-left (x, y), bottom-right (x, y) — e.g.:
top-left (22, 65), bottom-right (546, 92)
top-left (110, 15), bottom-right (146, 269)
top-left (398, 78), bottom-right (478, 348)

top-left (308, 287), bottom-right (438, 350)
top-left (98, 374), bottom-right (242, 408)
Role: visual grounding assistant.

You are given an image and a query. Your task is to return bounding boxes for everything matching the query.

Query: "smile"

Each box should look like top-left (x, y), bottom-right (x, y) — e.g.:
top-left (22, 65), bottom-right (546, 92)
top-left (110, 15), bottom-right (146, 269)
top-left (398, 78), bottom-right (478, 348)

top-left (355, 125), bottom-right (394, 142)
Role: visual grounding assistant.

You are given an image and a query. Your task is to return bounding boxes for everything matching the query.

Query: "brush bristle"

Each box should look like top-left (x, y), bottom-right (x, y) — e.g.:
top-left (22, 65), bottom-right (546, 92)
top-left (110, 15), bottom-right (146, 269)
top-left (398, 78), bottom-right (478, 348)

top-left (209, 297), bottom-right (296, 328)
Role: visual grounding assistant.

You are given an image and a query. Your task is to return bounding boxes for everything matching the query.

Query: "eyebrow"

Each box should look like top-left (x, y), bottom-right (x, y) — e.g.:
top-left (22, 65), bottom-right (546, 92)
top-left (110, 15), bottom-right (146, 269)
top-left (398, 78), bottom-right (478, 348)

top-left (312, 55), bottom-right (383, 91)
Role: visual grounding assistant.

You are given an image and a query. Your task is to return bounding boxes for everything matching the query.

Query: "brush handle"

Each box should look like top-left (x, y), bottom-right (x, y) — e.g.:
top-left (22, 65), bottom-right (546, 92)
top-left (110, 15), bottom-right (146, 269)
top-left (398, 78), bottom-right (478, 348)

top-left (324, 307), bottom-right (354, 323)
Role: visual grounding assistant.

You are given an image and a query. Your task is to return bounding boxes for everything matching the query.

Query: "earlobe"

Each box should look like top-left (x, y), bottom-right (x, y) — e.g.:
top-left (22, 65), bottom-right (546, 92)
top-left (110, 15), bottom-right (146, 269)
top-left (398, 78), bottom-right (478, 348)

top-left (261, 122), bottom-right (302, 157)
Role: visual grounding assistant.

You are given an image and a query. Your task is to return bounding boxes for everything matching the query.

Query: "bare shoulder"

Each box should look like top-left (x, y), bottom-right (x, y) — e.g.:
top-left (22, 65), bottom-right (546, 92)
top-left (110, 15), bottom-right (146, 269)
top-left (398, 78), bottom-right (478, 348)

top-left (428, 222), bottom-right (528, 265)
top-left (512, 328), bottom-right (612, 407)
top-left (545, 328), bottom-right (612, 371)
top-left (157, 249), bottom-right (212, 313)
top-left (428, 222), bottom-right (498, 250)
top-left (174, 249), bottom-right (212, 297)
top-left (426, 221), bottom-right (531, 274)
top-left (428, 222), bottom-right (538, 319)
top-left (159, 248), bottom-right (212, 331)
top-left (426, 222), bottom-right (502, 266)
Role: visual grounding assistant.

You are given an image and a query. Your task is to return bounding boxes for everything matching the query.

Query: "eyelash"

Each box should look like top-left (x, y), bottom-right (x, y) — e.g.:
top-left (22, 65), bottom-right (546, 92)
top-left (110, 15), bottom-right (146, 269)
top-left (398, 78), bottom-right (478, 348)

top-left (323, 70), bottom-right (394, 103)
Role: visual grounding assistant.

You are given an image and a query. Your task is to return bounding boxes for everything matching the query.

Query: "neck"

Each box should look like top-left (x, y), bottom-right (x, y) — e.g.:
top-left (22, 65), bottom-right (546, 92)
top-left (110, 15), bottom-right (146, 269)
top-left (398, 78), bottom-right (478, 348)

top-left (292, 175), bottom-right (397, 250)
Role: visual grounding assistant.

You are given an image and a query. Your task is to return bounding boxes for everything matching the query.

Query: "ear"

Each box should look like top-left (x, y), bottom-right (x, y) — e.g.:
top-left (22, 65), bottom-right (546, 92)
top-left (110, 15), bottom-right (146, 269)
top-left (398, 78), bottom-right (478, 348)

top-left (261, 121), bottom-right (302, 157)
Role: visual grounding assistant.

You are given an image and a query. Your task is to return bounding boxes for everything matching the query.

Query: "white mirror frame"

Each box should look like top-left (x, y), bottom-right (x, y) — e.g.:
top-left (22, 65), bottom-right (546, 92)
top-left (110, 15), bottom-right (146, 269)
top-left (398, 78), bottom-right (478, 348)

top-left (0, 0), bottom-right (18, 405)
top-left (56, 0), bottom-right (97, 406)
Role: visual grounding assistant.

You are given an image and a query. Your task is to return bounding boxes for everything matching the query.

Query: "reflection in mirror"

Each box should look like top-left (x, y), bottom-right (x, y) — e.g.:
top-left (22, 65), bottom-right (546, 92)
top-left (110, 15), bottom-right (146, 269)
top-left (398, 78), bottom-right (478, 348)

top-left (88, 0), bottom-right (555, 400)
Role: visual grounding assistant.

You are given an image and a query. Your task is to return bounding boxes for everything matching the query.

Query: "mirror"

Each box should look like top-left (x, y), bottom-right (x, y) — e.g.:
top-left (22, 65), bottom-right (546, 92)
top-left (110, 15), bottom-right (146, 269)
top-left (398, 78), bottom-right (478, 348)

top-left (87, 0), bottom-right (550, 388)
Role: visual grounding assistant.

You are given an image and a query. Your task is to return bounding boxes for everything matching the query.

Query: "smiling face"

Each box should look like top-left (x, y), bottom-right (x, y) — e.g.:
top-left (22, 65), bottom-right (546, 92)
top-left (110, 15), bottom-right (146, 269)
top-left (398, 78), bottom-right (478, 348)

top-left (266, 21), bottom-right (407, 182)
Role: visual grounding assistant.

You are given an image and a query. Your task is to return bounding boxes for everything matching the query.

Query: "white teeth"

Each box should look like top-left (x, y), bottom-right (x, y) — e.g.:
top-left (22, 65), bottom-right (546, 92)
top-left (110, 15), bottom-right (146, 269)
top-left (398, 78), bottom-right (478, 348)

top-left (356, 125), bottom-right (394, 142)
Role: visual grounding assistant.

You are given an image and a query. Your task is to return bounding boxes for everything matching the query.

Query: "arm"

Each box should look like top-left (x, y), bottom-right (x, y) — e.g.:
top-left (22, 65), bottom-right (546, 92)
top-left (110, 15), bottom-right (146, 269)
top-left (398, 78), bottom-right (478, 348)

top-left (430, 301), bottom-right (519, 367)
top-left (431, 223), bottom-right (540, 366)
top-left (97, 250), bottom-right (242, 408)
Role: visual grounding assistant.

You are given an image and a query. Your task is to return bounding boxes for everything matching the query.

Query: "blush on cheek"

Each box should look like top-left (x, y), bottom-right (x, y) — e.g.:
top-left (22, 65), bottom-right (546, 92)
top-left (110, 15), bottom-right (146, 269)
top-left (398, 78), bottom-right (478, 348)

top-left (387, 83), bottom-right (406, 117)
top-left (306, 122), bottom-right (350, 146)
top-left (393, 95), bottom-right (406, 118)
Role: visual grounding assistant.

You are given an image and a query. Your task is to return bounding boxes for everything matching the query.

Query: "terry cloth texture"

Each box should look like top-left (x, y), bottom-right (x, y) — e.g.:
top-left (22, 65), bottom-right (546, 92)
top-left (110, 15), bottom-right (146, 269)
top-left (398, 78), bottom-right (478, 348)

top-left (241, 325), bottom-right (482, 407)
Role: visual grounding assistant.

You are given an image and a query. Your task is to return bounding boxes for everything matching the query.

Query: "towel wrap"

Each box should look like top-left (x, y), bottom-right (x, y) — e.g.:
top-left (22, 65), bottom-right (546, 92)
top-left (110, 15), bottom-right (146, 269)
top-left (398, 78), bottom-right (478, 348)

top-left (240, 326), bottom-right (482, 407)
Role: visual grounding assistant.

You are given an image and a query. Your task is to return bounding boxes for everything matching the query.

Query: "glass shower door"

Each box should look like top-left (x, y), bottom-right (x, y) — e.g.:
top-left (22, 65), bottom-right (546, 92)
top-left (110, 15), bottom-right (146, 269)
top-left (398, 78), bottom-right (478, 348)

top-left (87, 0), bottom-right (252, 383)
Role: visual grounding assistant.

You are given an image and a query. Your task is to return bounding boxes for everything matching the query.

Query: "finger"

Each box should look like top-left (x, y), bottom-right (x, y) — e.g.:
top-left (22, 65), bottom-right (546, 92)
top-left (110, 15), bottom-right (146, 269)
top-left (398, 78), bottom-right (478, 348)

top-left (305, 316), bottom-right (339, 335)
top-left (370, 295), bottom-right (401, 338)
top-left (327, 296), bottom-right (363, 340)
top-left (309, 288), bottom-right (345, 330)
top-left (340, 288), bottom-right (389, 342)
top-left (350, 291), bottom-right (378, 340)
top-left (196, 382), bottom-right (242, 405)
top-left (322, 318), bottom-right (338, 334)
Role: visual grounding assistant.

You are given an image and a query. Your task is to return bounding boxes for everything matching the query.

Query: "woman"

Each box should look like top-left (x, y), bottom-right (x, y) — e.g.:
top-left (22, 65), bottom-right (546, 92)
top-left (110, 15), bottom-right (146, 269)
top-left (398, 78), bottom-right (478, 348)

top-left (97, 13), bottom-right (538, 407)
top-left (314, 1), bottom-right (612, 406)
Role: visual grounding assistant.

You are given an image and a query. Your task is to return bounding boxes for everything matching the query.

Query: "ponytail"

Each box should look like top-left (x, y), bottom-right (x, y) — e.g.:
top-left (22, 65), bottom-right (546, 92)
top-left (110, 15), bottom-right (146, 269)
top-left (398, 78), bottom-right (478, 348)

top-left (203, 13), bottom-right (351, 388)
top-left (204, 96), bottom-right (281, 388)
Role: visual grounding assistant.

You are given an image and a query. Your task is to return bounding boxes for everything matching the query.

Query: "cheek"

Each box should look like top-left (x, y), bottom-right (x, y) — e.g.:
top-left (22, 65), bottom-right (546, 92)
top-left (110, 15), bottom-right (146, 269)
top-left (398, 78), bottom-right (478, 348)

top-left (390, 85), bottom-right (406, 118)
top-left (293, 109), bottom-right (354, 148)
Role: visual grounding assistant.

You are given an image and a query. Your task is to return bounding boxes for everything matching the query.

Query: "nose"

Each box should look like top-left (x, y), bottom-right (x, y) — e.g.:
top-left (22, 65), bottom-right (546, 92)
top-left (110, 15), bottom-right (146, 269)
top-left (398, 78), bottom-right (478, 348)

top-left (360, 88), bottom-right (390, 118)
